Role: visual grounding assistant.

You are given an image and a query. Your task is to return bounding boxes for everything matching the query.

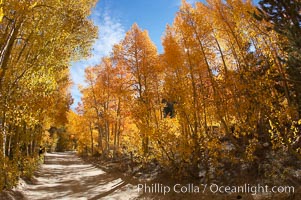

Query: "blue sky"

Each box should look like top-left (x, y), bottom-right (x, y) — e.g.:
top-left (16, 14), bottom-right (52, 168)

top-left (70, 0), bottom-right (260, 110)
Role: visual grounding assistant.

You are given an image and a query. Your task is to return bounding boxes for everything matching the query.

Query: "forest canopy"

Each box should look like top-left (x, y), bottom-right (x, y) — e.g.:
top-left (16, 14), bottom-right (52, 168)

top-left (67, 0), bottom-right (301, 184)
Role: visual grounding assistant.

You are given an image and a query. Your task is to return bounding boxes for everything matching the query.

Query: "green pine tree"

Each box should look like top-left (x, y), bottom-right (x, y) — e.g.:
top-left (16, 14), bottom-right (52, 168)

top-left (256, 0), bottom-right (301, 118)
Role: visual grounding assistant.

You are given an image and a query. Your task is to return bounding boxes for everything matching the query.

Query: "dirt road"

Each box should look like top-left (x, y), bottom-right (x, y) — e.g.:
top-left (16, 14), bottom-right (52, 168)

top-left (21, 152), bottom-right (140, 200)
top-left (12, 152), bottom-right (290, 200)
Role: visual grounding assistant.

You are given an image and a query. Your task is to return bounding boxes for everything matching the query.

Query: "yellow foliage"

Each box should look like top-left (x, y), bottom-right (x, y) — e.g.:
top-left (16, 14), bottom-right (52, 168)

top-left (0, 0), bottom-right (3, 23)
top-left (64, 0), bottom-right (301, 180)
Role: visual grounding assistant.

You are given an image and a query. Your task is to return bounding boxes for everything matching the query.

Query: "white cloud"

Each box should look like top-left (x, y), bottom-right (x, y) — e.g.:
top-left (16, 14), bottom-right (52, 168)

top-left (70, 6), bottom-right (125, 110)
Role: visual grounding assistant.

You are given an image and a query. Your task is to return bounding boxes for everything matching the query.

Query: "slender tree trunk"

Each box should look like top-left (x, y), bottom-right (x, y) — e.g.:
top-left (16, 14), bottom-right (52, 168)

top-left (1, 113), bottom-right (6, 158)
top-left (0, 19), bottom-right (23, 90)
top-left (105, 119), bottom-right (110, 153)
top-left (7, 134), bottom-right (12, 157)
top-left (97, 125), bottom-right (103, 153)
top-left (113, 121), bottom-right (117, 158)
top-left (89, 122), bottom-right (94, 155)
top-left (114, 98), bottom-right (121, 157)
